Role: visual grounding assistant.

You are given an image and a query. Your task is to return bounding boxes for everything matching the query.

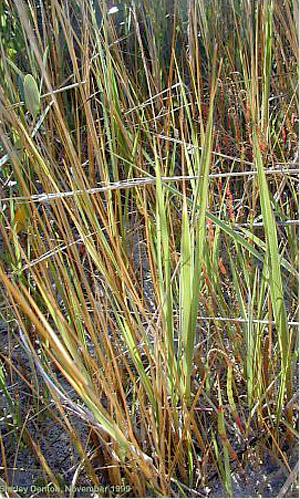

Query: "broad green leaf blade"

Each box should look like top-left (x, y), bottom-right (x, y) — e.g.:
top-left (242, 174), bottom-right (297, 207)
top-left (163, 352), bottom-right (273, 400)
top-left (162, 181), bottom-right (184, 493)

top-left (23, 74), bottom-right (41, 117)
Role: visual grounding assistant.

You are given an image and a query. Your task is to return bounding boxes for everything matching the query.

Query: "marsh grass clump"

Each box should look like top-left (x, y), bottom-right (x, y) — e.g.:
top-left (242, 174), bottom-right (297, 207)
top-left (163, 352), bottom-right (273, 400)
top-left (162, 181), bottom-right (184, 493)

top-left (0, 0), bottom-right (298, 497)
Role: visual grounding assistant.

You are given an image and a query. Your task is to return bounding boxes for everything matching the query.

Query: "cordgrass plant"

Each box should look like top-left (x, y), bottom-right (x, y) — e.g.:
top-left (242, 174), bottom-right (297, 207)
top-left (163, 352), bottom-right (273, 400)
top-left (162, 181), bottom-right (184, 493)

top-left (0, 0), bottom-right (298, 496)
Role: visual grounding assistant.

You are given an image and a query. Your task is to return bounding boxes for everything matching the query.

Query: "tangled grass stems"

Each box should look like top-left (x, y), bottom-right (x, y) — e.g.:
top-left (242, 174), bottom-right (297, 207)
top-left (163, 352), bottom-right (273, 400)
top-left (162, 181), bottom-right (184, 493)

top-left (0, 0), bottom-right (298, 496)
